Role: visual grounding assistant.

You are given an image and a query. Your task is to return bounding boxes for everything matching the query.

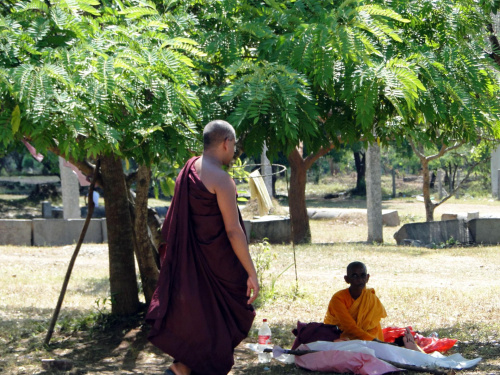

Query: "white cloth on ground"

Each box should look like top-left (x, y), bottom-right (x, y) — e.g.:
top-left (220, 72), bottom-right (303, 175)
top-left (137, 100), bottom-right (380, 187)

top-left (305, 340), bottom-right (481, 370)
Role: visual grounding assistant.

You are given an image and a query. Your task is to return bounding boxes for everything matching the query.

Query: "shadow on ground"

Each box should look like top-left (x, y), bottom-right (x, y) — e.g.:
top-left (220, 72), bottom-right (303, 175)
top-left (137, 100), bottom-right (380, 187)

top-left (2, 309), bottom-right (498, 375)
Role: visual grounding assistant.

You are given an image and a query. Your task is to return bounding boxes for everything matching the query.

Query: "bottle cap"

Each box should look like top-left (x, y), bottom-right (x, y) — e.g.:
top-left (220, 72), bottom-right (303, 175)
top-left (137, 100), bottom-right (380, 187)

top-left (263, 319), bottom-right (267, 322)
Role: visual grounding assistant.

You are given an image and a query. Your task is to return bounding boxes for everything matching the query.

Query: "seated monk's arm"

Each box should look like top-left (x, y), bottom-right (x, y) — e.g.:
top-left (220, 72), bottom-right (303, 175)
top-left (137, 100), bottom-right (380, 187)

top-left (215, 173), bottom-right (259, 304)
top-left (325, 294), bottom-right (376, 341)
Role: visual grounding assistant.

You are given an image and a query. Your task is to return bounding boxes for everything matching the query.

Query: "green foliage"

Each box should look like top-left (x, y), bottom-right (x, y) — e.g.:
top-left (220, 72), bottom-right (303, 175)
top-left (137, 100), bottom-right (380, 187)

top-left (204, 0), bottom-right (489, 162)
top-left (250, 238), bottom-right (274, 288)
top-left (222, 61), bottom-right (317, 158)
top-left (59, 296), bottom-right (116, 334)
top-left (383, 0), bottom-right (500, 147)
top-left (250, 238), bottom-right (294, 304)
top-left (0, 0), bottom-right (202, 167)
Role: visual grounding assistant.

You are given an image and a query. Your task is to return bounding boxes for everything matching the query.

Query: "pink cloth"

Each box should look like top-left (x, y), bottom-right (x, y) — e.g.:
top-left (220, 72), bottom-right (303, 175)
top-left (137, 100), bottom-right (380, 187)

top-left (294, 344), bottom-right (401, 375)
top-left (22, 139), bottom-right (44, 162)
top-left (62, 160), bottom-right (91, 186)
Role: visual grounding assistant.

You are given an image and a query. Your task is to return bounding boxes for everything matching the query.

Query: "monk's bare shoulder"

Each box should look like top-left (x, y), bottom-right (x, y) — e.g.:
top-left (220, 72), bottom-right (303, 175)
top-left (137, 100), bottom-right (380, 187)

top-left (195, 157), bottom-right (232, 194)
top-left (210, 168), bottom-right (233, 195)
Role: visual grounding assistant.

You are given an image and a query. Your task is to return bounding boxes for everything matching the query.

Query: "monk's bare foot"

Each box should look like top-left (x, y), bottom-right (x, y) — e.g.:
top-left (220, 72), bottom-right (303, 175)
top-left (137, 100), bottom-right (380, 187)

top-left (403, 327), bottom-right (424, 353)
top-left (170, 362), bottom-right (191, 375)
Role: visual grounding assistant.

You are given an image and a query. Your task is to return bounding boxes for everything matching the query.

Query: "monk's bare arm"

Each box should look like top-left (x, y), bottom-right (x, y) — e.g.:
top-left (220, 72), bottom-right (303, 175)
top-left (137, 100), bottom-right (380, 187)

top-left (214, 172), bottom-right (259, 304)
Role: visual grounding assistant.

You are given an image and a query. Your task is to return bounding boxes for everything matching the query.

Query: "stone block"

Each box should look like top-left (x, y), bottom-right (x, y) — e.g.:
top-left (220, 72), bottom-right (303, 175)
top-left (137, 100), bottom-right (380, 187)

top-left (42, 201), bottom-right (52, 218)
top-left (33, 219), bottom-right (103, 246)
top-left (249, 215), bottom-right (291, 244)
top-left (52, 208), bottom-right (63, 219)
top-left (394, 220), bottom-right (470, 246)
top-left (80, 206), bottom-right (106, 218)
top-left (382, 210), bottom-right (400, 226)
top-left (101, 219), bottom-right (108, 243)
top-left (306, 208), bottom-right (317, 218)
top-left (468, 218), bottom-right (500, 245)
top-left (0, 220), bottom-right (32, 246)
top-left (310, 209), bottom-right (343, 220)
top-left (467, 212), bottom-right (479, 220)
top-left (442, 212), bottom-right (480, 222)
top-left (243, 220), bottom-right (251, 243)
top-left (441, 213), bottom-right (458, 221)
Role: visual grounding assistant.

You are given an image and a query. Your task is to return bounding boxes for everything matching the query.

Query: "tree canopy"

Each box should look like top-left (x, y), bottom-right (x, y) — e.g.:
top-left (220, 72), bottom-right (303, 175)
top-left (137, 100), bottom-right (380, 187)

top-left (0, 0), bottom-right (202, 166)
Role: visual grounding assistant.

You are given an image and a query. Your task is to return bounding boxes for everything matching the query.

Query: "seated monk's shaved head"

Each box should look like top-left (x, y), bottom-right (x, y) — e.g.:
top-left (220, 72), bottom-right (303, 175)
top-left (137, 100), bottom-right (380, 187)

top-left (347, 261), bottom-right (367, 274)
top-left (203, 120), bottom-right (236, 150)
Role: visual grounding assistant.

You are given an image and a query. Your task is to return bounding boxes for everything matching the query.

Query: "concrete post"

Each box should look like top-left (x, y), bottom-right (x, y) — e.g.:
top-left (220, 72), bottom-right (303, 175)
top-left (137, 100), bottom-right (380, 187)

top-left (438, 169), bottom-right (444, 200)
top-left (261, 142), bottom-right (273, 199)
top-left (58, 157), bottom-right (81, 219)
top-left (498, 169), bottom-right (500, 200)
top-left (42, 201), bottom-right (52, 218)
top-left (491, 145), bottom-right (500, 197)
top-left (392, 169), bottom-right (396, 198)
top-left (366, 142), bottom-right (383, 243)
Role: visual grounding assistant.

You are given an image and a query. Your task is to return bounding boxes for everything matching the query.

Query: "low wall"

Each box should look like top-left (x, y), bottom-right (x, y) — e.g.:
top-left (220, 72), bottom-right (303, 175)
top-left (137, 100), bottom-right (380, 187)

top-left (0, 219), bottom-right (106, 246)
top-left (0, 219), bottom-right (32, 246)
top-left (247, 216), bottom-right (291, 244)
top-left (0, 217), bottom-right (290, 246)
top-left (468, 218), bottom-right (500, 245)
top-left (394, 220), bottom-right (470, 246)
top-left (394, 218), bottom-right (500, 246)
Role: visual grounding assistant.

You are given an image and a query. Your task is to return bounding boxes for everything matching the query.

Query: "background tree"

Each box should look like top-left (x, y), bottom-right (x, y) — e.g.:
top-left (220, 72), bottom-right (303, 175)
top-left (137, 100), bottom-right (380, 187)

top-left (215, 0), bottom-right (413, 243)
top-left (379, 0), bottom-right (500, 221)
top-left (0, 0), bottom-right (202, 314)
top-left (351, 144), bottom-right (366, 196)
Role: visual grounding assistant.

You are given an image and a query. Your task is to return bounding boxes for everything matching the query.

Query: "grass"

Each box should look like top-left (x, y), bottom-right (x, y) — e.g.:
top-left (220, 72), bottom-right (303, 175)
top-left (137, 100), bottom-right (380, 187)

top-left (245, 241), bottom-right (500, 374)
top-left (1, 232), bottom-right (499, 374)
top-left (1, 172), bottom-right (499, 374)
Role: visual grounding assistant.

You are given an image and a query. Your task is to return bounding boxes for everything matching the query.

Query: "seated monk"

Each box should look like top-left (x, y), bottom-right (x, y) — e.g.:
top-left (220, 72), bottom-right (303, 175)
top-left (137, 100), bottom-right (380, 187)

top-left (324, 261), bottom-right (423, 352)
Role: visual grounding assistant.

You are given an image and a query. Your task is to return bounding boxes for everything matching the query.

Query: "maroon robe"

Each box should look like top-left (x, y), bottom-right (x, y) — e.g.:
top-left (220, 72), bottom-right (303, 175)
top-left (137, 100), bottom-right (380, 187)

top-left (146, 156), bottom-right (255, 375)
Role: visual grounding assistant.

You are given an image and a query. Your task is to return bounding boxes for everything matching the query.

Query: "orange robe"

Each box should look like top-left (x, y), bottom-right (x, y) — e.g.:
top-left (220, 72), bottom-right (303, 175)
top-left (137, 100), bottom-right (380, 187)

top-left (324, 288), bottom-right (387, 341)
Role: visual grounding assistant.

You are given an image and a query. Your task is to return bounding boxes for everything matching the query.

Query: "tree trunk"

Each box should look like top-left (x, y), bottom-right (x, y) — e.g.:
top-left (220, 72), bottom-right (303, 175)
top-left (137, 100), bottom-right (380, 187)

top-left (131, 165), bottom-right (159, 306)
top-left (366, 143), bottom-right (383, 243)
top-left (421, 159), bottom-right (436, 222)
top-left (148, 207), bottom-right (163, 255)
top-left (287, 144), bottom-right (334, 244)
top-left (353, 151), bottom-right (366, 195)
top-left (100, 154), bottom-right (140, 315)
top-left (288, 148), bottom-right (311, 244)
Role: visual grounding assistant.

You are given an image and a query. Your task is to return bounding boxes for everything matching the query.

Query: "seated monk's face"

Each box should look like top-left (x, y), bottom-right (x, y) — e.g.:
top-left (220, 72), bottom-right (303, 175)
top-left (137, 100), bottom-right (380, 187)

top-left (345, 266), bottom-right (370, 289)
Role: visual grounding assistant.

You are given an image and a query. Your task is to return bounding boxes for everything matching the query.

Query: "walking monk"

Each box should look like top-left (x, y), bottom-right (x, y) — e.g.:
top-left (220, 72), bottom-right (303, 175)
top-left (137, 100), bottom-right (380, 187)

top-left (324, 261), bottom-right (387, 342)
top-left (146, 120), bottom-right (259, 375)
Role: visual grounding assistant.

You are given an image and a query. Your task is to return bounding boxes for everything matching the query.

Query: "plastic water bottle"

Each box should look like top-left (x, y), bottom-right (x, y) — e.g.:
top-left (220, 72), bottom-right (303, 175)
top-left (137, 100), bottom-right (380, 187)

top-left (258, 319), bottom-right (272, 363)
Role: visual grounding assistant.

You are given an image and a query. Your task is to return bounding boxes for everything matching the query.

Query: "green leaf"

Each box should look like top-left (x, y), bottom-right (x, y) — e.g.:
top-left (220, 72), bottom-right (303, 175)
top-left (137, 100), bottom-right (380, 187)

top-left (11, 105), bottom-right (21, 134)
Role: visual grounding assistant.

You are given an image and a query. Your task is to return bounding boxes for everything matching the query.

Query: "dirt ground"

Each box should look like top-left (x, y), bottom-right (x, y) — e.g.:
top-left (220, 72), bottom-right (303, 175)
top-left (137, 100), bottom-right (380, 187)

top-left (0, 242), bottom-right (266, 375)
top-left (2, 241), bottom-right (498, 375)
top-left (1, 185), bottom-right (500, 374)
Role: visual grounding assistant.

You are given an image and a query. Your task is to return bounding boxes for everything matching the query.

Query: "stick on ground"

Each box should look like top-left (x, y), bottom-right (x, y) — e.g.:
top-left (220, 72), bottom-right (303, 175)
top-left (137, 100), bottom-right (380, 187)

top-left (44, 160), bottom-right (100, 346)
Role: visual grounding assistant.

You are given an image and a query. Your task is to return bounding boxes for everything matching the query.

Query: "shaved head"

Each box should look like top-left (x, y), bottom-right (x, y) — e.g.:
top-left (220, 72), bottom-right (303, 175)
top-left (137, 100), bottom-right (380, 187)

top-left (347, 261), bottom-right (367, 274)
top-left (203, 120), bottom-right (236, 150)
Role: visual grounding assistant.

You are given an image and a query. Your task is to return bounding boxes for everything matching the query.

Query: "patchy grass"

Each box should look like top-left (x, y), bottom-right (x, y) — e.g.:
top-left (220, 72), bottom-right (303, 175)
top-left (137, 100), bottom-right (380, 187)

top-left (0, 240), bottom-right (499, 374)
top-left (1, 172), bottom-right (499, 374)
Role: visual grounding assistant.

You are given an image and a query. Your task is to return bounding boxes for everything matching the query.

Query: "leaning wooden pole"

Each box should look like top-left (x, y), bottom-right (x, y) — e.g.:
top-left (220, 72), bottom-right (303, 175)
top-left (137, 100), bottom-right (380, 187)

top-left (44, 160), bottom-right (101, 346)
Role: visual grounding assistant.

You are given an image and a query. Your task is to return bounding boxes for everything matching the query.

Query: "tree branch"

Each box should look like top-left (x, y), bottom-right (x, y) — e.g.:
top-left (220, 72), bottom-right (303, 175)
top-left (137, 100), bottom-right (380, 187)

top-left (408, 138), bottom-right (465, 162)
top-left (48, 146), bottom-right (103, 187)
top-left (427, 141), bottom-right (465, 161)
top-left (434, 156), bottom-right (489, 208)
top-left (304, 143), bottom-right (335, 170)
top-left (408, 139), bottom-right (426, 160)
